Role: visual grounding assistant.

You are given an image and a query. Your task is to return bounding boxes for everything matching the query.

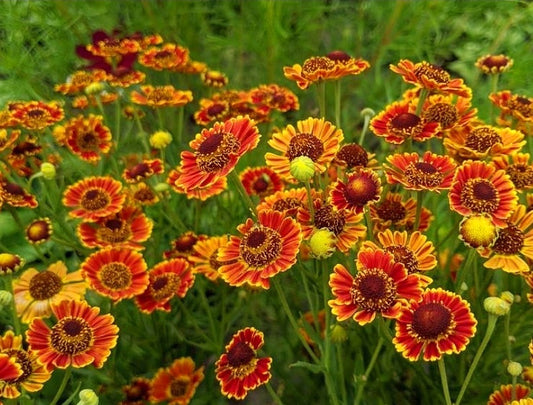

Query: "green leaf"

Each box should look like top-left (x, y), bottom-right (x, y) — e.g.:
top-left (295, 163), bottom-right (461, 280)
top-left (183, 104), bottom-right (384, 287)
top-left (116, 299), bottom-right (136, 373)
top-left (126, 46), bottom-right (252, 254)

top-left (289, 361), bottom-right (325, 374)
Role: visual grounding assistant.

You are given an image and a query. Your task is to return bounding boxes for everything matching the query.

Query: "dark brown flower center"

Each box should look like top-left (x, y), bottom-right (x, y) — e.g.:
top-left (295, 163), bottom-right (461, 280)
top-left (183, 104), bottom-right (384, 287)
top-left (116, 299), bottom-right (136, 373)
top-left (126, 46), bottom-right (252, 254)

top-left (412, 302), bottom-right (452, 339)
top-left (460, 179), bottom-right (499, 214)
top-left (424, 103), bottom-right (458, 129)
top-left (344, 174), bottom-right (378, 206)
top-left (253, 177), bottom-right (269, 193)
top-left (465, 127), bottom-right (502, 153)
top-left (81, 189), bottom-right (110, 211)
top-left (196, 131), bottom-right (240, 173)
top-left (172, 234), bottom-right (198, 253)
top-left (227, 341), bottom-right (255, 367)
top-left (507, 164), bottom-right (533, 190)
top-left (147, 87), bottom-right (174, 103)
top-left (27, 109), bottom-right (46, 118)
top-left (314, 205), bottom-right (346, 235)
top-left (336, 144), bottom-right (369, 168)
top-left (100, 262), bottom-right (132, 290)
top-left (302, 56), bottom-right (335, 74)
top-left (129, 163), bottom-right (150, 178)
top-left (170, 377), bottom-right (190, 397)
top-left (376, 199), bottom-right (407, 222)
top-left (414, 62), bottom-right (450, 84)
top-left (391, 113), bottom-right (420, 129)
top-left (272, 197), bottom-right (305, 217)
top-left (77, 131), bottom-right (99, 150)
top-left (97, 218), bottom-right (131, 243)
top-left (492, 225), bottom-right (524, 255)
top-left (50, 317), bottom-right (93, 354)
top-left (5, 182), bottom-right (24, 196)
top-left (385, 246), bottom-right (418, 274)
top-left (4, 349), bottom-right (32, 384)
top-left (481, 55), bottom-right (511, 69)
top-left (404, 162), bottom-right (444, 189)
top-left (351, 268), bottom-right (397, 312)
top-left (240, 226), bottom-right (282, 267)
top-left (327, 50), bottom-right (351, 62)
top-left (150, 274), bottom-right (180, 301)
top-left (29, 270), bottom-right (62, 300)
top-left (287, 133), bottom-right (324, 161)
top-left (207, 103), bottom-right (227, 117)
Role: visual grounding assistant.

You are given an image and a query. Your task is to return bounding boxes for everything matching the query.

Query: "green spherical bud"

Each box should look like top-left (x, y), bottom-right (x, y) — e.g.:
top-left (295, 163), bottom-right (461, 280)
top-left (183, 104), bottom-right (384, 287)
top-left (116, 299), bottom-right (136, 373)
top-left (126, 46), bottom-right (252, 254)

top-left (330, 324), bottom-right (348, 343)
top-left (507, 361), bottom-right (523, 377)
top-left (77, 389), bottom-right (99, 405)
top-left (360, 108), bottom-right (376, 119)
top-left (309, 228), bottom-right (336, 259)
top-left (483, 296), bottom-right (511, 316)
top-left (290, 156), bottom-right (315, 182)
top-left (154, 183), bottom-right (170, 192)
top-left (0, 290), bottom-right (13, 308)
top-left (40, 163), bottom-right (56, 180)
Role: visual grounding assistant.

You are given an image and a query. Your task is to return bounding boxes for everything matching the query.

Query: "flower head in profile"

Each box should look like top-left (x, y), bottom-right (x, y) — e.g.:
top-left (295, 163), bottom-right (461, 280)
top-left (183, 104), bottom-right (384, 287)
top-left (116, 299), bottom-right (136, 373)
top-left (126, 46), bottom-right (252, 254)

top-left (13, 261), bottom-right (86, 323)
top-left (201, 69), bottom-right (229, 88)
top-left (131, 85), bottom-right (193, 108)
top-left (218, 209), bottom-right (302, 289)
top-left (188, 235), bottom-right (235, 281)
top-left (0, 253), bottom-right (24, 275)
top-left (490, 90), bottom-right (533, 124)
top-left (0, 330), bottom-right (51, 398)
top-left (163, 231), bottom-right (208, 261)
top-left (120, 377), bottom-right (151, 405)
top-left (329, 249), bottom-right (424, 325)
top-left (487, 384), bottom-right (530, 405)
top-left (475, 54), bottom-right (513, 74)
top-left (265, 117), bottom-right (343, 182)
top-left (249, 83), bottom-right (300, 114)
top-left (122, 159), bottom-right (164, 183)
top-left (390, 59), bottom-right (471, 97)
top-left (138, 43), bottom-right (189, 71)
top-left (26, 299), bottom-right (119, 369)
top-left (150, 357), bottom-right (204, 405)
top-left (25, 218), bottom-right (53, 245)
top-left (393, 288), bottom-right (477, 361)
top-left (177, 116), bottom-right (260, 190)
top-left (0, 180), bottom-right (38, 208)
top-left (239, 166), bottom-right (284, 200)
top-left (215, 327), bottom-right (272, 400)
top-left (256, 186), bottom-right (315, 218)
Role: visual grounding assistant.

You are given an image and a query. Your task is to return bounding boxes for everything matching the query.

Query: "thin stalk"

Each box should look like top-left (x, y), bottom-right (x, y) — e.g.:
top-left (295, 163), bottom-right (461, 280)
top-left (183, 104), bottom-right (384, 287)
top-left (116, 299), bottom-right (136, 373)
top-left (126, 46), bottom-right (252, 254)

top-left (334, 80), bottom-right (342, 128)
top-left (229, 170), bottom-right (257, 218)
top-left (413, 190), bottom-right (425, 232)
top-left (316, 80), bottom-right (326, 119)
top-left (437, 358), bottom-right (452, 405)
top-left (489, 74), bottom-right (500, 124)
top-left (354, 336), bottom-right (384, 405)
top-left (304, 180), bottom-right (315, 222)
top-left (358, 111), bottom-right (372, 146)
top-left (454, 314), bottom-right (498, 405)
top-left (265, 381), bottom-right (285, 405)
top-left (3, 274), bottom-right (21, 335)
top-left (364, 207), bottom-right (374, 242)
top-left (415, 88), bottom-right (429, 116)
top-left (504, 309), bottom-right (512, 362)
top-left (336, 342), bottom-right (348, 405)
top-left (320, 259), bottom-right (336, 404)
top-left (49, 366), bottom-right (72, 405)
top-left (176, 105), bottom-right (185, 148)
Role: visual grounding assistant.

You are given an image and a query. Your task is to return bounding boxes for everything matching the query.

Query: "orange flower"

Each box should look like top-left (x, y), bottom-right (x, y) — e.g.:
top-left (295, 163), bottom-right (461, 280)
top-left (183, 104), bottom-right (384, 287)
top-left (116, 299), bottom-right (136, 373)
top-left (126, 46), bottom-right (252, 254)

top-left (218, 210), bottom-right (302, 289)
top-left (81, 247), bottom-right (149, 302)
top-left (163, 231), bottom-right (208, 260)
top-left (491, 153), bottom-right (533, 192)
top-left (108, 70), bottom-right (146, 88)
top-left (490, 90), bottom-right (533, 123)
top-left (0, 330), bottom-right (51, 398)
top-left (332, 142), bottom-right (377, 171)
top-left (10, 101), bottom-right (64, 130)
top-left (475, 54), bottom-right (513, 74)
top-left (201, 69), bottom-right (228, 88)
top-left (138, 43), bottom-right (189, 71)
top-left (134, 258), bottom-right (195, 314)
top-left (249, 84), bottom-right (299, 114)
top-left (390, 59), bottom-right (471, 97)
top-left (284, 52), bottom-right (370, 89)
top-left (13, 261), bottom-right (86, 323)
top-left (443, 124), bottom-right (525, 161)
top-left (63, 176), bottom-right (126, 221)
top-left (329, 168), bottom-right (382, 213)
top-left (177, 116), bottom-right (260, 190)
top-left (54, 69), bottom-right (109, 95)
top-left (256, 187), bottom-right (314, 218)
top-left (26, 300), bottom-right (119, 369)
top-left (62, 114), bottom-right (112, 162)
top-left (449, 160), bottom-right (518, 227)
top-left (420, 93), bottom-right (477, 138)
top-left (167, 167), bottom-right (228, 201)
top-left (239, 166), bottom-right (284, 200)
top-left (384, 151), bottom-right (457, 192)
top-left (487, 384), bottom-right (530, 405)
top-left (328, 250), bottom-right (424, 325)
top-left (122, 159), bottom-right (164, 183)
top-left (77, 205), bottom-right (153, 250)
top-left (150, 357), bottom-right (204, 405)
top-left (0, 128), bottom-right (20, 152)
top-left (131, 85), bottom-right (193, 108)
top-left (483, 204), bottom-right (533, 273)
top-left (393, 288), bottom-right (477, 361)
top-left (368, 192), bottom-right (418, 233)
top-left (120, 377), bottom-right (151, 405)
top-left (215, 327), bottom-right (272, 400)
top-left (265, 117), bottom-right (343, 182)
top-left (370, 101), bottom-right (440, 144)
top-left (0, 180), bottom-right (38, 208)
top-left (188, 235), bottom-right (235, 281)
top-left (193, 98), bottom-right (231, 126)
top-left (126, 182), bottom-right (159, 206)
top-left (298, 198), bottom-right (366, 253)
top-left (0, 253), bottom-right (24, 275)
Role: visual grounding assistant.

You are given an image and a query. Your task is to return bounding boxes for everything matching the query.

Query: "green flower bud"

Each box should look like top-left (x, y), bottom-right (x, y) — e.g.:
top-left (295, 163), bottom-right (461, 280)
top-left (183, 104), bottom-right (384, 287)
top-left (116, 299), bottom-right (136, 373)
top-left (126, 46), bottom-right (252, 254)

top-left (500, 291), bottom-right (514, 304)
top-left (40, 163), bottom-right (56, 180)
top-left (330, 324), bottom-right (348, 343)
top-left (0, 290), bottom-right (13, 308)
top-left (290, 156), bottom-right (315, 182)
top-left (507, 361), bottom-right (523, 377)
top-left (154, 183), bottom-right (170, 193)
top-left (309, 228), bottom-right (336, 259)
top-left (483, 296), bottom-right (511, 316)
top-left (77, 389), bottom-right (99, 405)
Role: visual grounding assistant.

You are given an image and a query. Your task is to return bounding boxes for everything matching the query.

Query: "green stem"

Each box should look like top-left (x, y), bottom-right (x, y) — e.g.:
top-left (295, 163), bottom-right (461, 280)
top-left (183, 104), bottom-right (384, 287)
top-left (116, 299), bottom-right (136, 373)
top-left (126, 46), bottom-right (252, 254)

top-left (358, 112), bottom-right (372, 146)
top-left (316, 80), bottom-right (326, 119)
top-left (265, 381), bottom-right (285, 405)
top-left (413, 190), bottom-right (425, 232)
top-left (489, 74), bottom-right (499, 124)
top-left (364, 207), bottom-right (374, 242)
top-left (334, 80), bottom-right (341, 128)
top-left (437, 358), bottom-right (452, 405)
top-left (336, 342), bottom-right (348, 405)
top-left (354, 336), bottom-right (384, 405)
top-left (229, 170), bottom-right (257, 218)
top-left (304, 181), bottom-right (315, 222)
top-left (49, 366), bottom-right (72, 405)
top-left (505, 309), bottom-right (512, 362)
top-left (4, 274), bottom-right (21, 335)
top-left (454, 314), bottom-right (498, 405)
top-left (321, 260), bottom-right (337, 405)
top-left (455, 248), bottom-right (477, 294)
top-left (176, 105), bottom-right (185, 148)
top-left (415, 88), bottom-right (429, 117)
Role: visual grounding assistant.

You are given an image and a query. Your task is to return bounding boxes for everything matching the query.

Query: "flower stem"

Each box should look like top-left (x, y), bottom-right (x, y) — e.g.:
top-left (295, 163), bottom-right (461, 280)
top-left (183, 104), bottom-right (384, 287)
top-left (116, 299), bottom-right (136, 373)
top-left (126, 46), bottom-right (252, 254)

top-left (354, 336), bottom-right (384, 405)
top-left (229, 170), bottom-right (257, 218)
top-left (415, 88), bottom-right (429, 116)
top-left (437, 358), bottom-right (452, 405)
top-left (265, 381), bottom-right (285, 405)
top-left (49, 366), bottom-right (72, 405)
top-left (316, 80), bottom-right (326, 119)
top-left (304, 180), bottom-right (315, 222)
top-left (334, 80), bottom-right (342, 128)
top-left (413, 190), bottom-right (425, 232)
top-left (3, 274), bottom-right (21, 335)
top-left (454, 313), bottom-right (498, 405)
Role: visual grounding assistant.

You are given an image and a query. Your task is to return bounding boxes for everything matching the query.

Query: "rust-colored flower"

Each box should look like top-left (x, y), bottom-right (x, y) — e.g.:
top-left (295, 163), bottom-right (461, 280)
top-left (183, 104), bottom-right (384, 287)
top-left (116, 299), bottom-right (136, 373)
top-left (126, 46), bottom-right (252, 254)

top-left (449, 160), bottom-right (518, 227)
top-left (10, 101), bottom-right (64, 130)
top-left (332, 142), bottom-right (377, 171)
top-left (298, 198), bottom-right (366, 253)
top-left (120, 377), bottom-right (151, 405)
top-left (126, 182), bottom-right (159, 206)
top-left (218, 209), bottom-right (302, 289)
top-left (0, 180), bottom-right (38, 208)
top-left (0, 330), bottom-right (51, 398)
top-left (63, 176), bottom-right (126, 221)
top-left (265, 117), bottom-right (343, 182)
top-left (390, 59), bottom-right (471, 97)
top-left (443, 124), bottom-right (525, 161)
top-left (80, 247), bottom-right (148, 302)
top-left (107, 70), bottom-right (146, 88)
top-left (369, 192), bottom-right (418, 233)
top-left (490, 90), bottom-right (533, 123)
top-left (329, 168), bottom-right (382, 213)
top-left (491, 153), bottom-right (533, 192)
top-left (215, 327), bottom-right (272, 400)
top-left (123, 159), bottom-right (164, 183)
top-left (249, 84), bottom-right (299, 114)
top-left (475, 54), bottom-right (513, 74)
top-left (26, 299), bottom-right (119, 369)
top-left (150, 357), bottom-right (204, 405)
top-left (188, 235), bottom-right (235, 281)
top-left (135, 258), bottom-right (194, 314)
top-left (139, 43), bottom-right (189, 71)
top-left (370, 101), bottom-right (440, 144)
top-left (13, 261), bottom-right (86, 324)
top-left (256, 187), bottom-right (315, 218)
top-left (0, 128), bottom-right (20, 152)
top-left (131, 85), bottom-right (193, 108)
top-left (201, 69), bottom-right (228, 88)
top-left (487, 384), bottom-right (530, 405)
top-left (482, 204), bottom-right (533, 273)
top-left (239, 166), bottom-right (284, 200)
top-left (77, 205), bottom-right (153, 250)
top-left (393, 288), bottom-right (477, 361)
top-left (384, 151), bottom-right (456, 192)
top-left (193, 98), bottom-right (231, 126)
top-left (163, 231), bottom-right (208, 261)
top-left (420, 93), bottom-right (477, 138)
top-left (25, 218), bottom-right (53, 245)
top-left (329, 249), bottom-right (424, 325)
top-left (62, 114), bottom-right (112, 162)
top-left (54, 69), bottom-right (109, 95)
top-left (167, 167), bottom-right (228, 201)
top-left (177, 116), bottom-right (260, 190)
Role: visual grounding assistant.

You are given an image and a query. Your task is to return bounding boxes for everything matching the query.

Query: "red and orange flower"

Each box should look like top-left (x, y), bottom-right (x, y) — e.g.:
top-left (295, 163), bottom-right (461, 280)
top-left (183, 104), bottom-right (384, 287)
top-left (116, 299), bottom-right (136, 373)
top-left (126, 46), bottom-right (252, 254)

top-left (217, 209), bottom-right (302, 289)
top-left (54, 69), bottom-right (109, 95)
top-left (265, 117), bottom-right (343, 182)
top-left (329, 249), bottom-right (424, 325)
top-left (249, 83), bottom-right (300, 114)
top-left (122, 159), bottom-right (164, 183)
top-left (81, 247), bottom-right (149, 302)
top-left (329, 168), bottom-right (382, 213)
top-left (490, 90), bottom-right (533, 124)
top-left (167, 167), bottom-right (228, 201)
top-left (63, 176), bottom-right (126, 221)
top-left (138, 43), bottom-right (189, 71)
top-left (188, 235), bottom-right (234, 281)
top-left (449, 160), bottom-right (518, 227)
top-left (131, 85), bottom-right (193, 108)
top-left (150, 357), bottom-right (204, 405)
top-left (177, 116), bottom-right (260, 190)
top-left (256, 187), bottom-right (314, 218)
top-left (239, 166), bottom-right (284, 200)
top-left (475, 54), bottom-right (513, 74)
top-left (26, 299), bottom-right (119, 369)
top-left (215, 327), bottom-right (272, 400)
top-left (0, 354), bottom-right (22, 389)
top-left (0, 180), bottom-right (38, 208)
top-left (163, 231), bottom-right (208, 260)
top-left (62, 114), bottom-right (112, 162)
top-left (393, 288), bottom-right (477, 361)
top-left (487, 384), bottom-right (531, 405)
top-left (491, 153), bottom-right (533, 192)
top-left (10, 100), bottom-right (64, 130)
top-left (135, 258), bottom-right (195, 314)
top-left (384, 151), bottom-right (457, 192)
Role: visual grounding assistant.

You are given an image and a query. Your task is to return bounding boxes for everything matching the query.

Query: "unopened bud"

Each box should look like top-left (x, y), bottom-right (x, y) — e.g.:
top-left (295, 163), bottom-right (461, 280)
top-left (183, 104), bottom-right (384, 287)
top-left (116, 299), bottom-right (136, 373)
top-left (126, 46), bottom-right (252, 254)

top-left (77, 388), bottom-right (99, 405)
top-left (500, 291), bottom-right (514, 304)
top-left (154, 183), bottom-right (170, 193)
top-left (149, 130), bottom-right (173, 149)
top-left (507, 361), bottom-right (523, 377)
top-left (309, 228), bottom-right (336, 259)
top-left (330, 324), bottom-right (348, 343)
top-left (360, 108), bottom-right (376, 119)
top-left (290, 156), bottom-right (315, 182)
top-left (40, 163), bottom-right (56, 180)
top-left (483, 296), bottom-right (510, 316)
top-left (0, 290), bottom-right (13, 308)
